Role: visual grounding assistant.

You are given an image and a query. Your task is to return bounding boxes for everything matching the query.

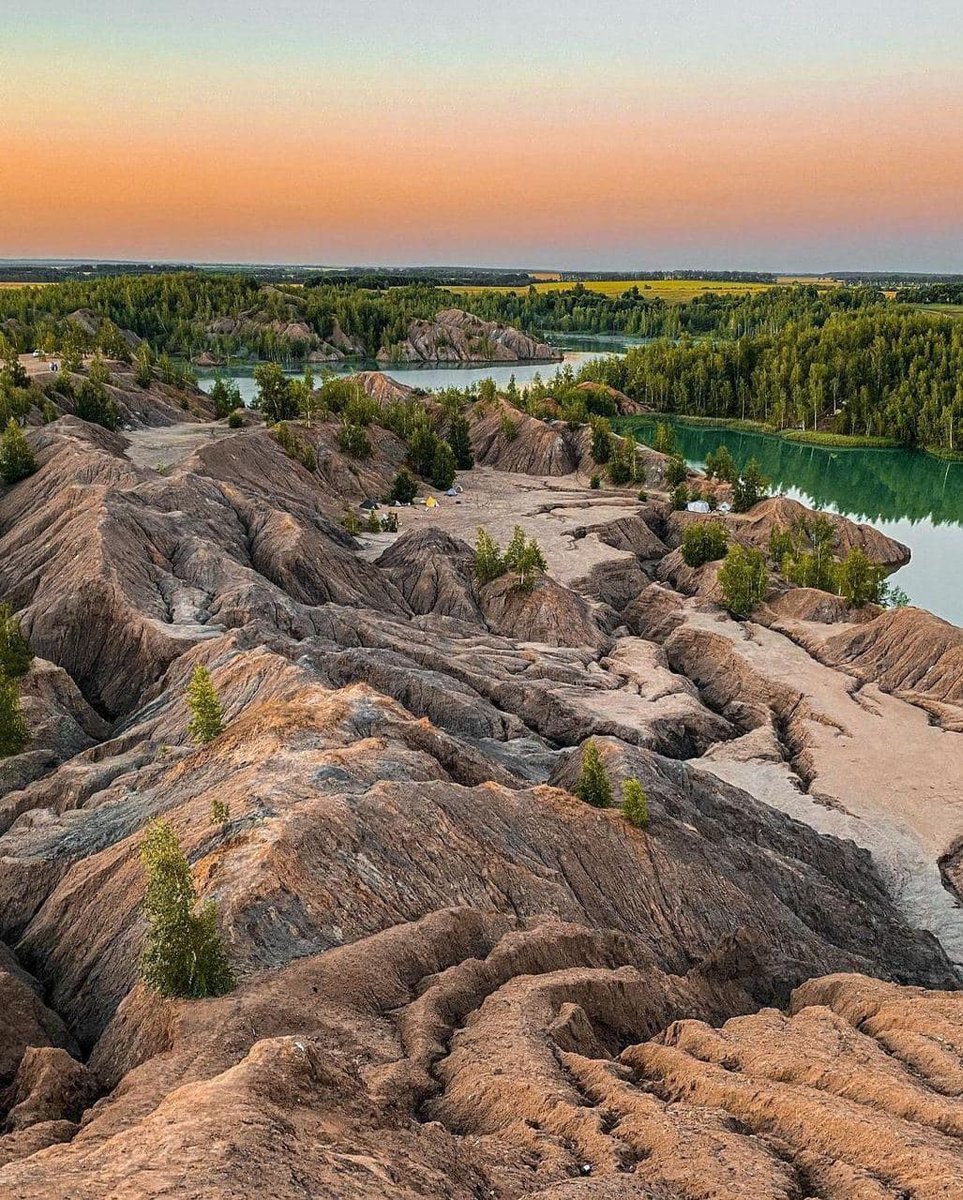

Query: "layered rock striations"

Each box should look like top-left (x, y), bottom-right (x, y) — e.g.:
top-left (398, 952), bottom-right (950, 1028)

top-left (0, 382), bottom-right (961, 1197)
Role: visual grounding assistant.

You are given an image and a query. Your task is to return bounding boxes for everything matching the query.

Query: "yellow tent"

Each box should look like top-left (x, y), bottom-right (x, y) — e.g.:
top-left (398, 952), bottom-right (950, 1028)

top-left (425, 495), bottom-right (438, 509)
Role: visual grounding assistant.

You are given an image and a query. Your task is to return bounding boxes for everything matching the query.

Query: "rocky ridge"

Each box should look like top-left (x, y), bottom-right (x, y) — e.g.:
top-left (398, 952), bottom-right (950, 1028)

top-left (0, 376), bottom-right (961, 1197)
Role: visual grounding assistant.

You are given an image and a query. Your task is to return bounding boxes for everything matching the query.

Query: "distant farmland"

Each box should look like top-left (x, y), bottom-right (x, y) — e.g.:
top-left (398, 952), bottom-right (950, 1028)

top-left (450, 277), bottom-right (833, 304)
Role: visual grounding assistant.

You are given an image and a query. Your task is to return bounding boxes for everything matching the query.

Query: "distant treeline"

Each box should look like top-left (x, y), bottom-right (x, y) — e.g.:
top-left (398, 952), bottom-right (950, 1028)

top-left (466, 282), bottom-right (883, 338)
top-left (0, 272), bottom-right (870, 362)
top-left (555, 269), bottom-right (777, 283)
top-left (304, 268), bottom-right (534, 288)
top-left (579, 306), bottom-right (963, 454)
top-left (895, 281), bottom-right (963, 305)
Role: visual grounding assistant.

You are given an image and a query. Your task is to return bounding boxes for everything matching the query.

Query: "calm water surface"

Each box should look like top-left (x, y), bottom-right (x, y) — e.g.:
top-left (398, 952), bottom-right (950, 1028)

top-left (621, 419), bottom-right (963, 627)
top-left (196, 337), bottom-right (630, 406)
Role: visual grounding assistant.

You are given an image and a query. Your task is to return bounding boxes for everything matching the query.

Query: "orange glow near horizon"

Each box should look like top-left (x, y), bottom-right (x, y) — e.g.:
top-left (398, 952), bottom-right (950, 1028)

top-left (5, 69), bottom-right (962, 266)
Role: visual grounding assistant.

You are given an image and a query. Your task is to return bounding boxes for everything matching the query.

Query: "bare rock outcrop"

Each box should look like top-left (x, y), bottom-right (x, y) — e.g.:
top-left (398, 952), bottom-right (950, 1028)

top-left (480, 574), bottom-right (610, 649)
top-left (376, 528), bottom-right (481, 622)
top-left (2, 1046), bottom-right (94, 1133)
top-left (471, 402), bottom-right (580, 475)
top-left (0, 944), bottom-right (76, 1090)
top-left (823, 605), bottom-right (963, 711)
top-left (31, 360), bottom-right (214, 429)
top-left (723, 494), bottom-right (911, 568)
top-left (378, 308), bottom-right (561, 364)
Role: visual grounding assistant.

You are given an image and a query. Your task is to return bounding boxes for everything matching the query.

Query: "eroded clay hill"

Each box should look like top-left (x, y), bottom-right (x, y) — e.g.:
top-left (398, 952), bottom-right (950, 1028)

top-left (1, 388), bottom-right (961, 1198)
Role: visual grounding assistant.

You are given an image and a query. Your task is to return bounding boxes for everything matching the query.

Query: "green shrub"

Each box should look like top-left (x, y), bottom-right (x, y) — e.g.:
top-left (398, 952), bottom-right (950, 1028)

top-left (343, 395), bottom-right (379, 427)
top-left (430, 440), bottom-right (457, 490)
top-left (607, 436), bottom-right (636, 485)
top-left (768, 526), bottom-right (797, 568)
top-left (680, 521), bottom-right (729, 568)
top-left (271, 421), bottom-right (316, 471)
top-left (186, 664), bottom-right (224, 745)
top-left (0, 604), bottom-right (32, 677)
top-left (75, 378), bottom-right (119, 430)
top-left (884, 584), bottom-right (911, 608)
top-left (253, 362), bottom-right (297, 422)
top-left (574, 740), bottom-right (613, 808)
top-left (652, 422), bottom-right (678, 456)
top-left (448, 412), bottom-right (474, 469)
top-left (664, 456), bottom-right (687, 487)
top-left (388, 469), bottom-right (418, 504)
top-left (337, 422), bottom-right (371, 459)
top-left (210, 798), bottom-right (231, 827)
top-left (836, 547), bottom-right (887, 607)
top-left (731, 458), bottom-right (770, 512)
top-left (0, 672), bottom-right (28, 758)
top-left (227, 410), bottom-right (244, 429)
top-left (704, 445), bottom-right (737, 483)
top-left (503, 525), bottom-right (547, 591)
top-left (780, 515), bottom-right (838, 592)
top-left (0, 419), bottom-right (37, 484)
top-left (671, 483), bottom-right (689, 510)
top-left (590, 416), bottom-right (612, 463)
top-left (134, 341), bottom-right (153, 388)
top-left (589, 474), bottom-right (601, 489)
top-left (139, 820), bottom-right (234, 1000)
top-left (474, 528), bottom-right (504, 584)
top-left (718, 545), bottom-right (769, 617)
top-left (499, 413), bottom-right (519, 441)
top-left (407, 425), bottom-right (440, 475)
top-left (621, 778), bottom-right (649, 828)
top-left (210, 376), bottom-right (242, 419)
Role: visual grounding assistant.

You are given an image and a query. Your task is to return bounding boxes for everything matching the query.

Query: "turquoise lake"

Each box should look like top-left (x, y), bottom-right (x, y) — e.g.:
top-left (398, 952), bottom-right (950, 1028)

top-left (621, 419), bottom-right (962, 627)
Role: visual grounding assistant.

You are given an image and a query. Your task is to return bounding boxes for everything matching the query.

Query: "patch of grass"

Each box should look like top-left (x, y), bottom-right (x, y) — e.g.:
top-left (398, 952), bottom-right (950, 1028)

top-left (614, 414), bottom-right (900, 450)
top-left (912, 303), bottom-right (963, 318)
top-left (779, 430), bottom-right (899, 448)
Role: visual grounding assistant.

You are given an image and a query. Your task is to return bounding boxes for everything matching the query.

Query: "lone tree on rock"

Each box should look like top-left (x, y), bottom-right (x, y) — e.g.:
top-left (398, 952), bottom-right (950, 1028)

top-left (503, 525), bottom-right (547, 591)
top-left (139, 820), bottom-right (234, 999)
top-left (474, 527), bottom-right (504, 585)
top-left (621, 778), bottom-right (649, 828)
top-left (718, 544), bottom-right (769, 617)
top-left (186, 664), bottom-right (224, 744)
top-left (0, 419), bottom-right (37, 485)
top-left (0, 672), bottom-right (28, 758)
top-left (574, 739), bottom-right (613, 808)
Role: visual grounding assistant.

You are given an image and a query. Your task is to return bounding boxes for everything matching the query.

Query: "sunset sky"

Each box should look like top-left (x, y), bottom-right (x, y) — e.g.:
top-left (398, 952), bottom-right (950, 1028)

top-left (4, 1), bottom-right (962, 270)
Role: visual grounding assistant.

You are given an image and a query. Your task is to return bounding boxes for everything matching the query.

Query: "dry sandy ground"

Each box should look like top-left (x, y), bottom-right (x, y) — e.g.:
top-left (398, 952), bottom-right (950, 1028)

top-left (357, 464), bottom-right (642, 586)
top-left (123, 423), bottom-right (237, 470)
top-left (671, 605), bottom-right (963, 966)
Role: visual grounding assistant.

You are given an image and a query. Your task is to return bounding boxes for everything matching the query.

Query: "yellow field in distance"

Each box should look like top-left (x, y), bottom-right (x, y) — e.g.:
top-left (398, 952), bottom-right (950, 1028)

top-left (450, 277), bottom-right (837, 304)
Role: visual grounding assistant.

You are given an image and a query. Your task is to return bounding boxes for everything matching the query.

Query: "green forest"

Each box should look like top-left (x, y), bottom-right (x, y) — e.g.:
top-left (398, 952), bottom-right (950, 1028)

top-left (579, 308), bottom-right (963, 455)
top-left (0, 273), bottom-right (881, 361)
top-left (1, 272), bottom-right (961, 453)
